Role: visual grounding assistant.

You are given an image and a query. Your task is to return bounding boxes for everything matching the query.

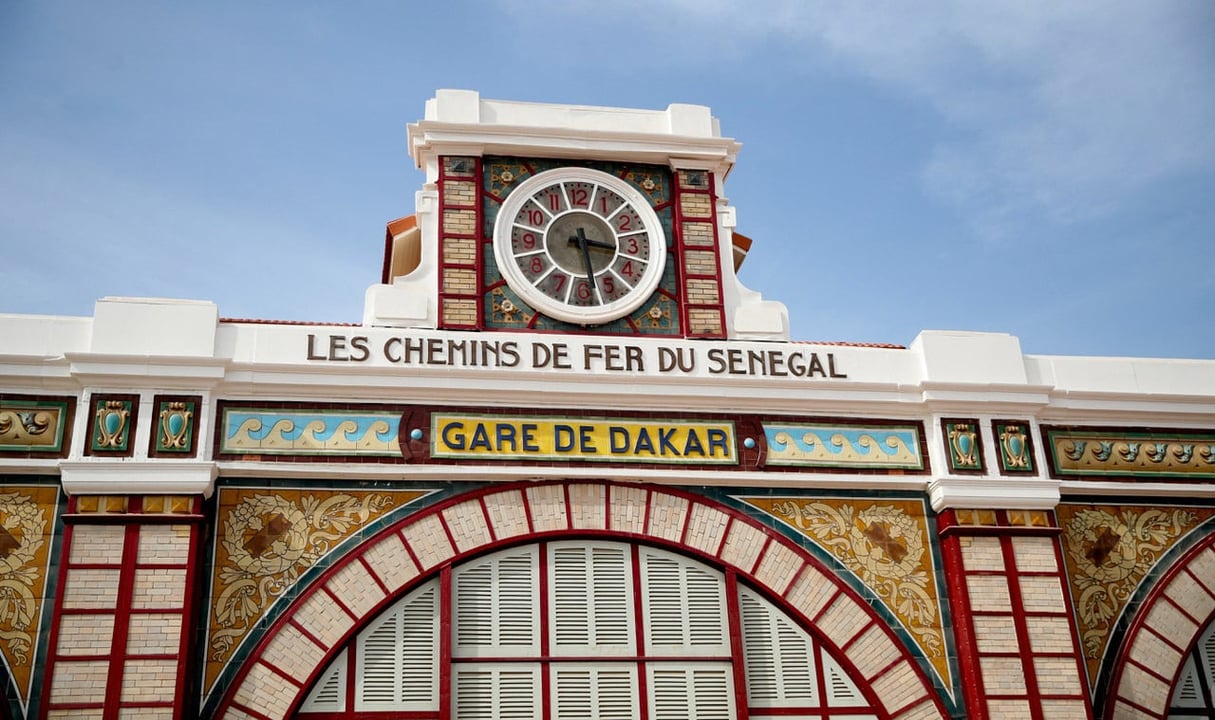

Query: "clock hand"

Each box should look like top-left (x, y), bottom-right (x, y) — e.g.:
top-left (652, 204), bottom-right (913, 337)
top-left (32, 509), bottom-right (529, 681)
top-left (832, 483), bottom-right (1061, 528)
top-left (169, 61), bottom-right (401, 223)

top-left (570, 228), bottom-right (598, 300)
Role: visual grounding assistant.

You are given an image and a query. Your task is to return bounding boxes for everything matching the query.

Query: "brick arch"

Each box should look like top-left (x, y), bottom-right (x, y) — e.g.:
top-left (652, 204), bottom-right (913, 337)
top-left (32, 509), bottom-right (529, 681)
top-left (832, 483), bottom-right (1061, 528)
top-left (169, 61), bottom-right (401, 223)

top-left (1104, 528), bottom-right (1215, 719)
top-left (215, 481), bottom-right (949, 720)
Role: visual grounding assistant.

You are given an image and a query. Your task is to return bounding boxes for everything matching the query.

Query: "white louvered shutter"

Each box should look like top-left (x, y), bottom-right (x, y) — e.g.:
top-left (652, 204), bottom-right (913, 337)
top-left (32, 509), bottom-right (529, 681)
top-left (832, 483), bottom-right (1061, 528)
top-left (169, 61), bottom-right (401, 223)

top-left (299, 648), bottom-right (346, 712)
top-left (549, 542), bottom-right (634, 655)
top-left (739, 586), bottom-right (818, 707)
top-left (553, 664), bottom-right (638, 720)
top-left (454, 546), bottom-right (539, 657)
top-left (355, 578), bottom-right (439, 710)
top-left (641, 547), bottom-right (728, 656)
top-left (648, 664), bottom-right (734, 720)
top-left (453, 664), bottom-right (542, 720)
top-left (821, 653), bottom-right (866, 707)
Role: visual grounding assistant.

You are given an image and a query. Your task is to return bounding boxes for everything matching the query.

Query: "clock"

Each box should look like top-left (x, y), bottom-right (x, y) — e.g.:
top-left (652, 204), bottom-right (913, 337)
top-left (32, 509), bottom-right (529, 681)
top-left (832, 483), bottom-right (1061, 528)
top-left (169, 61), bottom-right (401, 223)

top-left (492, 167), bottom-right (667, 325)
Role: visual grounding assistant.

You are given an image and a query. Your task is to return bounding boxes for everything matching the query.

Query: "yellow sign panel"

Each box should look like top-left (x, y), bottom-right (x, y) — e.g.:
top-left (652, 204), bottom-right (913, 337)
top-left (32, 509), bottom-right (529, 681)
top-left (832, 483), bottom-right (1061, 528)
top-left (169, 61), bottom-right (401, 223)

top-left (432, 414), bottom-right (737, 464)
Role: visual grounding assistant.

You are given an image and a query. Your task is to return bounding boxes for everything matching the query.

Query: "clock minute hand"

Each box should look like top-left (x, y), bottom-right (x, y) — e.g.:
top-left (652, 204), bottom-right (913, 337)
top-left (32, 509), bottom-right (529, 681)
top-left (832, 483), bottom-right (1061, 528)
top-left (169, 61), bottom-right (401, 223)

top-left (570, 228), bottom-right (598, 301)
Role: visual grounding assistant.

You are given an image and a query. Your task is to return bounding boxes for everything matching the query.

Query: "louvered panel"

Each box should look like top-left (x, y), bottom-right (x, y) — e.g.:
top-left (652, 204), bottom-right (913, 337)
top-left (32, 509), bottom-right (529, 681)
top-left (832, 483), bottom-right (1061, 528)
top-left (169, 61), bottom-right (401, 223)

top-left (740, 586), bottom-right (820, 709)
top-left (360, 610), bottom-right (400, 704)
top-left (590, 545), bottom-right (631, 647)
top-left (649, 664), bottom-right (734, 720)
top-left (300, 648), bottom-right (346, 712)
top-left (552, 546), bottom-right (591, 647)
top-left (822, 653), bottom-right (866, 707)
top-left (452, 664), bottom-right (541, 720)
top-left (550, 542), bottom-right (634, 655)
top-left (642, 547), bottom-right (728, 656)
top-left (356, 579), bottom-right (439, 711)
top-left (454, 546), bottom-right (539, 656)
top-left (553, 664), bottom-right (638, 720)
top-left (497, 552), bottom-right (537, 648)
top-left (1170, 658), bottom-right (1203, 707)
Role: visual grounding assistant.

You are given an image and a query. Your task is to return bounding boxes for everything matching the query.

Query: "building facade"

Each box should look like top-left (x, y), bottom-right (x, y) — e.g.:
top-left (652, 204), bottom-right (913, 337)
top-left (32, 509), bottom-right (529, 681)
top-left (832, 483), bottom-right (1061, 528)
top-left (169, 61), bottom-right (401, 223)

top-left (2, 90), bottom-right (1214, 720)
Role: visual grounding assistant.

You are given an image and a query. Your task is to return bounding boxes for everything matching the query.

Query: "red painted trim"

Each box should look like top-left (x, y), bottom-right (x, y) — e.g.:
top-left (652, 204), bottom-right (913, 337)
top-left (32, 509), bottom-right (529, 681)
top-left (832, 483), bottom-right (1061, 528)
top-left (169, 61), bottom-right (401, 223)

top-left (561, 484), bottom-right (573, 530)
top-left (678, 501), bottom-right (694, 546)
top-left (715, 515), bottom-right (734, 559)
top-left (215, 480), bottom-right (948, 720)
top-left (477, 496), bottom-right (498, 543)
top-left (474, 156), bottom-right (485, 330)
top-left (321, 582), bottom-right (358, 622)
top-left (438, 567), bottom-right (452, 720)
top-left (98, 524), bottom-right (141, 719)
top-left (358, 555), bottom-right (391, 598)
top-left (810, 588), bottom-right (840, 624)
top-left (1103, 528), bottom-right (1215, 720)
top-left (937, 513), bottom-right (986, 719)
top-left (288, 617), bottom-right (329, 652)
top-left (230, 700), bottom-right (277, 720)
top-left (259, 657), bottom-right (306, 687)
top-left (752, 535), bottom-right (773, 577)
top-left (521, 487), bottom-right (537, 535)
top-left (396, 527), bottom-right (426, 573)
top-left (999, 536), bottom-right (1045, 720)
top-left (538, 541), bottom-right (551, 658)
top-left (434, 509), bottom-right (460, 558)
top-left (724, 572), bottom-right (751, 720)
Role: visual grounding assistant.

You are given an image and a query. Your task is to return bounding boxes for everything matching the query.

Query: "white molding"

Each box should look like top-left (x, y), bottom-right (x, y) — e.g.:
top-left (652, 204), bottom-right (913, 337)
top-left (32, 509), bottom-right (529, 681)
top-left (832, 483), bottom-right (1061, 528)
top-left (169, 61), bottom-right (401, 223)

top-left (927, 475), bottom-right (1062, 512)
top-left (59, 461), bottom-right (218, 497)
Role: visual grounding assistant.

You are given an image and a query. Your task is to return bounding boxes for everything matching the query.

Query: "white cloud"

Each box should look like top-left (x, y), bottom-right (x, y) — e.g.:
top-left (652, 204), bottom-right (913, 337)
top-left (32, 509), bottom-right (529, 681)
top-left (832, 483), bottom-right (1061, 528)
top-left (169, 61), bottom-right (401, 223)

top-left (627, 1), bottom-right (1215, 224)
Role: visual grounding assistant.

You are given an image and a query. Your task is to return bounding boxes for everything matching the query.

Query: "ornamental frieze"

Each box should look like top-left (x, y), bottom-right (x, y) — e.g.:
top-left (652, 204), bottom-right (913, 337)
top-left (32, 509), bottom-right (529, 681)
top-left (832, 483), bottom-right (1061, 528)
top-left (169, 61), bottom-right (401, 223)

top-left (1045, 426), bottom-right (1215, 480)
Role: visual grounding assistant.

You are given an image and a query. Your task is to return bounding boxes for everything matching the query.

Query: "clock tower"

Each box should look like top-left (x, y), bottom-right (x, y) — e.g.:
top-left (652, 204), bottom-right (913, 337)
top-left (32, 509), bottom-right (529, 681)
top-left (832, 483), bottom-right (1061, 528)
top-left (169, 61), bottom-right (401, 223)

top-left (364, 89), bottom-right (789, 340)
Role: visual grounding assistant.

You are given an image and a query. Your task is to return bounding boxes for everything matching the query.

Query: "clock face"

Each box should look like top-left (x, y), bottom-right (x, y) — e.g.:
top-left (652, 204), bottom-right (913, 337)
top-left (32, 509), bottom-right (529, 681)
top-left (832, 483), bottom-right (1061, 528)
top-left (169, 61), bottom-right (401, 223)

top-left (493, 167), bottom-right (667, 325)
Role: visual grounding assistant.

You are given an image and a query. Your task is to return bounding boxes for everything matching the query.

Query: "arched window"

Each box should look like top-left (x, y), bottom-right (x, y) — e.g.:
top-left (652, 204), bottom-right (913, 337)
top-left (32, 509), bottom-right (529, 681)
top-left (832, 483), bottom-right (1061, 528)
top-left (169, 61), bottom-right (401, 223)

top-left (298, 540), bottom-right (878, 719)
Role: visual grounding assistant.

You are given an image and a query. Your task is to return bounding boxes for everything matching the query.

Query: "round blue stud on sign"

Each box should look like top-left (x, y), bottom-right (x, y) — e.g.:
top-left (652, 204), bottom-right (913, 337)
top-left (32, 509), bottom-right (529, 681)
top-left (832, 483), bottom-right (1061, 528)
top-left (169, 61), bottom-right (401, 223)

top-left (410, 429), bottom-right (423, 441)
top-left (743, 437), bottom-right (756, 449)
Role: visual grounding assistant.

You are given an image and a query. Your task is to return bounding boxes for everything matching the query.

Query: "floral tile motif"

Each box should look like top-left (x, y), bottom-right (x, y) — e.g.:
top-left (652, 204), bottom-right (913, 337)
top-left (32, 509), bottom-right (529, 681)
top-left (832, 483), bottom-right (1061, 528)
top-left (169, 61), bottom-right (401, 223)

top-left (739, 496), bottom-right (949, 689)
top-left (0, 486), bottom-right (58, 710)
top-left (1057, 503), bottom-right (1215, 684)
top-left (204, 488), bottom-right (427, 692)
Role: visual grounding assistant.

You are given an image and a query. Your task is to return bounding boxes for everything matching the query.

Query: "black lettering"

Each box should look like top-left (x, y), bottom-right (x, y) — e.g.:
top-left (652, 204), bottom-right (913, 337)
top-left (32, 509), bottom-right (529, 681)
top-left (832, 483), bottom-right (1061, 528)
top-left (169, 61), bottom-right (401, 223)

top-left (609, 427), bottom-right (630, 453)
top-left (328, 335), bottom-right (347, 361)
top-left (634, 428), bottom-right (655, 454)
top-left (658, 427), bottom-right (679, 455)
top-left (441, 421), bottom-right (466, 450)
top-left (728, 349), bottom-right (745, 375)
top-left (349, 336), bottom-right (370, 362)
top-left (501, 341), bottom-right (521, 368)
top-left (521, 423), bottom-right (540, 451)
top-left (469, 423), bottom-right (491, 450)
top-left (427, 338), bottom-right (445, 365)
top-left (683, 430), bottom-right (705, 456)
top-left (496, 424), bottom-right (517, 452)
top-left (552, 343), bottom-right (571, 369)
top-left (707, 348), bottom-right (726, 374)
top-left (707, 429), bottom-right (729, 457)
top-left (583, 344), bottom-right (604, 370)
top-left (788, 351), bottom-right (806, 377)
top-left (603, 345), bottom-right (623, 371)
top-left (747, 350), bottom-right (766, 375)
top-left (767, 350), bottom-right (786, 377)
top-left (829, 353), bottom-right (847, 378)
top-left (625, 345), bottom-right (645, 372)
top-left (579, 425), bottom-right (597, 453)
top-left (383, 337), bottom-right (402, 363)
top-left (555, 424), bottom-right (575, 451)
top-left (306, 334), bottom-right (326, 361)
top-left (400, 337), bottom-right (424, 364)
top-left (807, 353), bottom-right (826, 378)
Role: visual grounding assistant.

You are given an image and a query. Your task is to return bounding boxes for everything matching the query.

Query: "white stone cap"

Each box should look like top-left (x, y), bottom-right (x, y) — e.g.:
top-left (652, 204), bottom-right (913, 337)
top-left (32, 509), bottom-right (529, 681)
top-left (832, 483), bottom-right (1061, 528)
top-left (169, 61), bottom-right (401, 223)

top-left (409, 89), bottom-right (741, 171)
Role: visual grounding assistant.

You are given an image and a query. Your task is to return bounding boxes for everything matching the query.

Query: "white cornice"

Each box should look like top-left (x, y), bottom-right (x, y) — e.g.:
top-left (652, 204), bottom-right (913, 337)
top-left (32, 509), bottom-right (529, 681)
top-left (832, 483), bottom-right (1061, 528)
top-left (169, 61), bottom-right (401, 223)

top-left (60, 460), bottom-right (218, 497)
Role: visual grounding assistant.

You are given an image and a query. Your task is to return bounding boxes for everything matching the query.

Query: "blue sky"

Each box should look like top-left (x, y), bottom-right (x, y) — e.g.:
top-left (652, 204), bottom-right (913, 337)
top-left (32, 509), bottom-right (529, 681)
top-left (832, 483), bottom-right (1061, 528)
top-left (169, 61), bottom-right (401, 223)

top-left (2, 2), bottom-right (1213, 358)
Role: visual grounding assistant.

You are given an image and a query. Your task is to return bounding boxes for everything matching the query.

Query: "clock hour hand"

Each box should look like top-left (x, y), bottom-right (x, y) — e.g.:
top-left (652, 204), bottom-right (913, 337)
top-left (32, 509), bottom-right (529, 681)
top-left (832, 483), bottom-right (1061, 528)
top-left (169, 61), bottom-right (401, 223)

top-left (569, 228), bottom-right (598, 301)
